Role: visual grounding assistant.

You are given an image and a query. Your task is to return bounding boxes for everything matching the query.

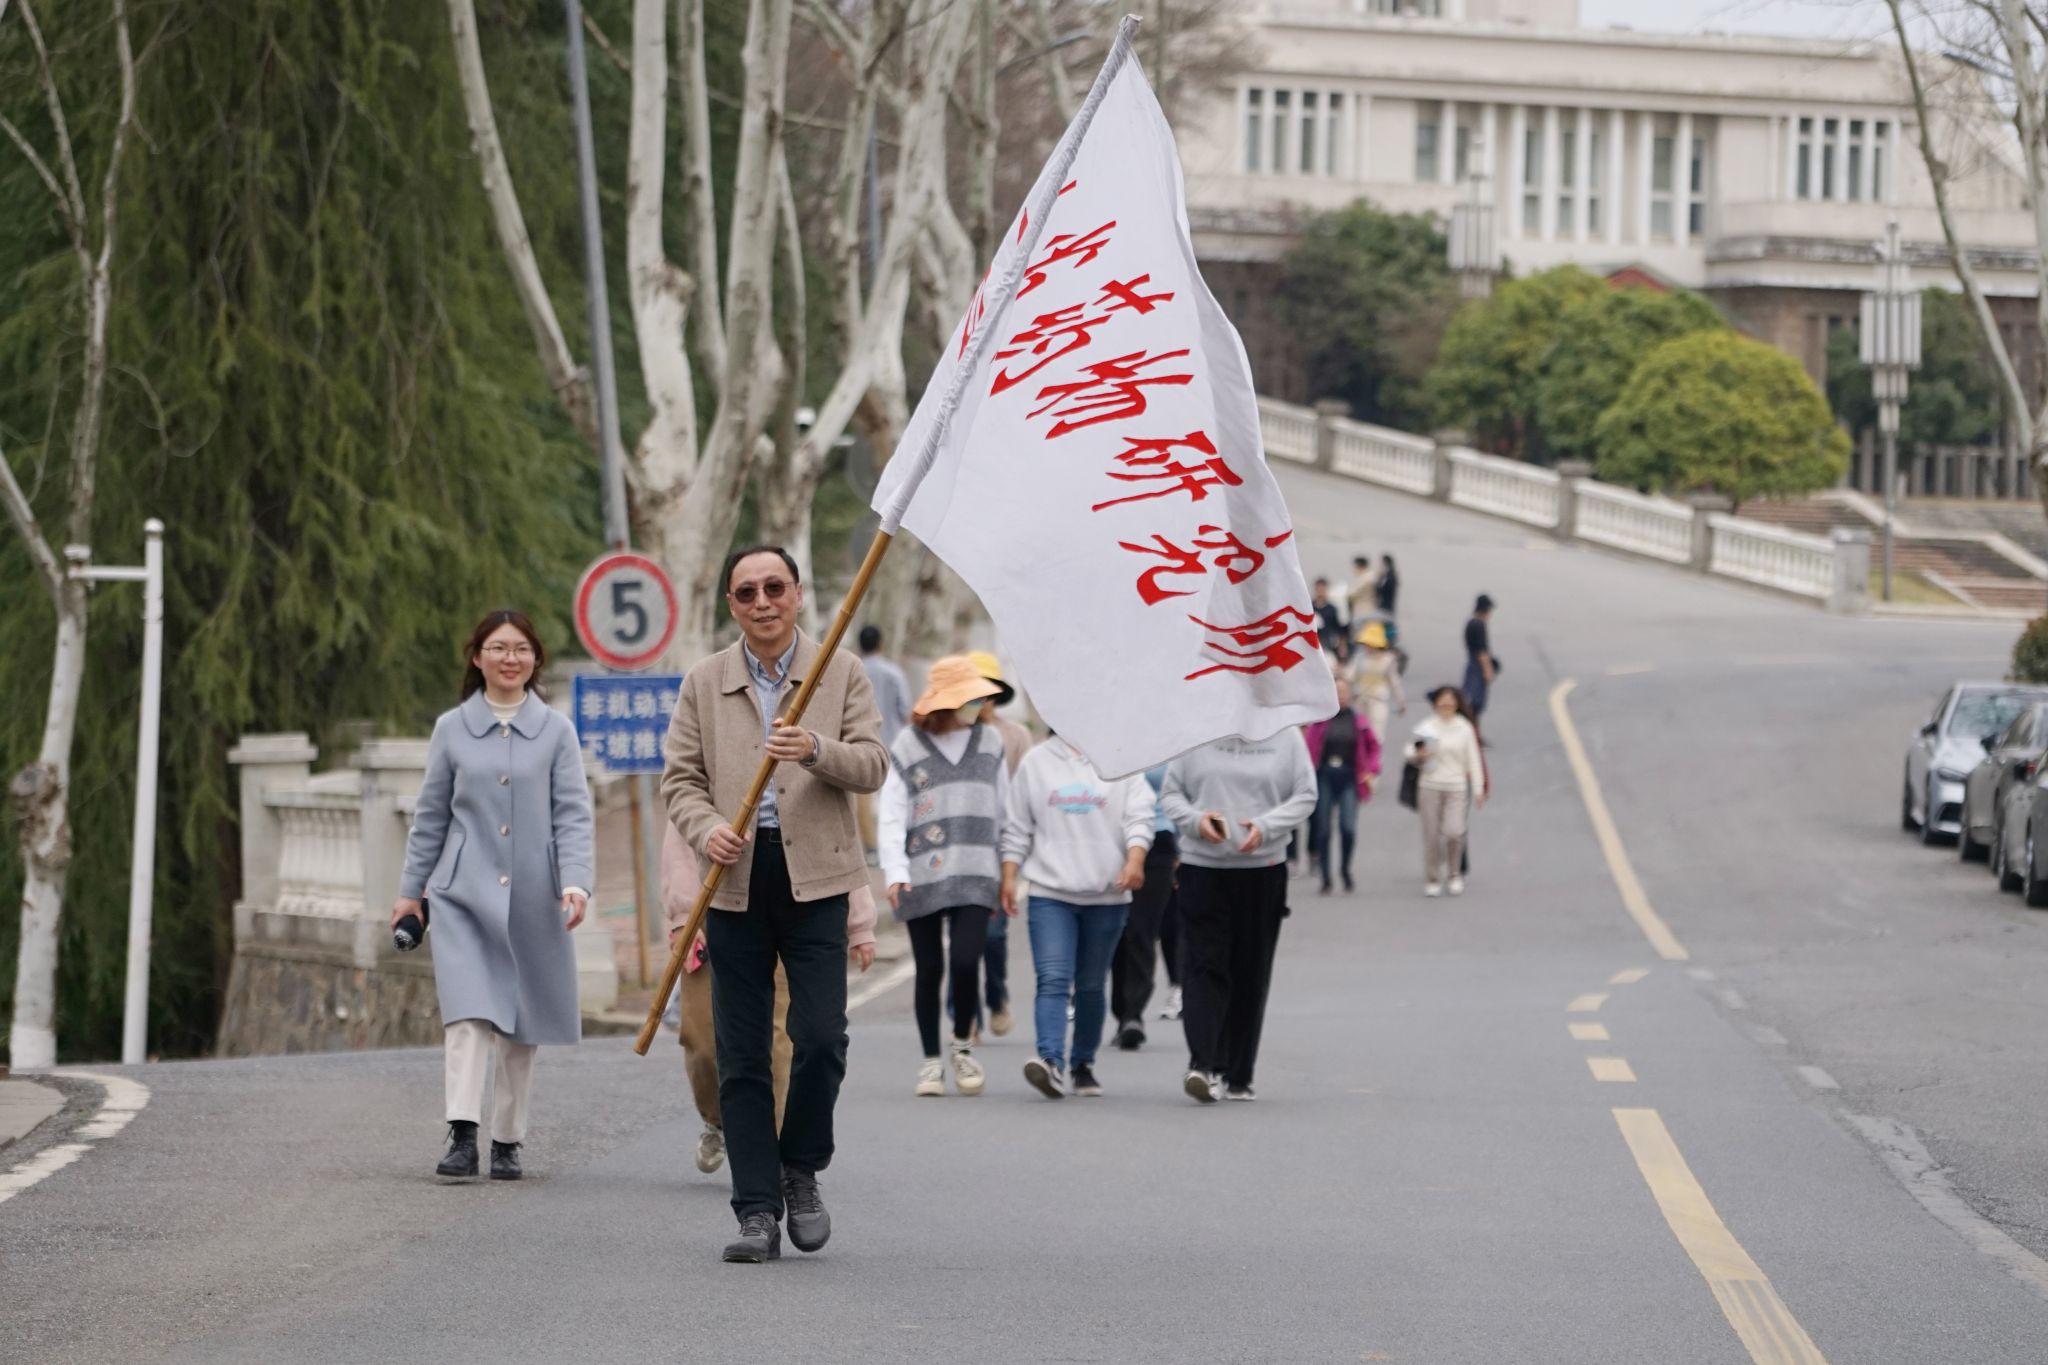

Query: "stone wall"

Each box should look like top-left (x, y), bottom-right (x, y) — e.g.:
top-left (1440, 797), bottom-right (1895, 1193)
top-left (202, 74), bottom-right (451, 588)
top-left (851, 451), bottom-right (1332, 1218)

top-left (217, 942), bottom-right (441, 1057)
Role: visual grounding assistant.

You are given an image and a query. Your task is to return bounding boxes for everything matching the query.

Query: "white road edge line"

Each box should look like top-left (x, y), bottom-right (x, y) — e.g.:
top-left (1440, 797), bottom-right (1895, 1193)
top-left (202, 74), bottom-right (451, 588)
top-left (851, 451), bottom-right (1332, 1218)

top-left (847, 957), bottom-right (917, 1012)
top-left (1845, 1113), bottom-right (2048, 1303)
top-left (0, 1071), bottom-right (151, 1208)
top-left (1797, 1066), bottom-right (1838, 1091)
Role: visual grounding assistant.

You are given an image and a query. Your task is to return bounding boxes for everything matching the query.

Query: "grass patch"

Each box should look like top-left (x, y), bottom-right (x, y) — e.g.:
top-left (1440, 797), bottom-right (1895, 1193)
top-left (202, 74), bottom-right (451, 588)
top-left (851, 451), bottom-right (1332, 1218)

top-left (1870, 567), bottom-right (1965, 606)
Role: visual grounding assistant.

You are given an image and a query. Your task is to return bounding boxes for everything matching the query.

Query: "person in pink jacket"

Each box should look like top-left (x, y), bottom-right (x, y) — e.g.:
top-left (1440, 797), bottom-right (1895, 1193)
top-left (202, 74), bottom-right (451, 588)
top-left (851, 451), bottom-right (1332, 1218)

top-left (663, 823), bottom-right (877, 1175)
top-left (1301, 677), bottom-right (1383, 895)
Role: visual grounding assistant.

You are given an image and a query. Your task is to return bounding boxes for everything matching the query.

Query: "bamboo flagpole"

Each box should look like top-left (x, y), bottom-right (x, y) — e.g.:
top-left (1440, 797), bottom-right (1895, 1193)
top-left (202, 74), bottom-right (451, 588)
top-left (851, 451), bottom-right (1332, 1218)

top-left (634, 16), bottom-right (1143, 1056)
top-left (634, 530), bottom-right (893, 1054)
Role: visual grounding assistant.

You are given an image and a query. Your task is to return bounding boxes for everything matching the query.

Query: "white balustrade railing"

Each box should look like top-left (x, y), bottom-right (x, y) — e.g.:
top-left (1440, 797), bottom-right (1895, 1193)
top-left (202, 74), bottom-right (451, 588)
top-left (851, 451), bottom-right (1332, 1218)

top-left (1447, 446), bottom-right (1562, 528)
top-left (269, 774), bottom-right (368, 919)
top-left (1573, 481), bottom-right (1695, 565)
top-left (1328, 417), bottom-right (1436, 494)
top-left (1258, 397), bottom-right (1318, 465)
top-left (1707, 513), bottom-right (1835, 599)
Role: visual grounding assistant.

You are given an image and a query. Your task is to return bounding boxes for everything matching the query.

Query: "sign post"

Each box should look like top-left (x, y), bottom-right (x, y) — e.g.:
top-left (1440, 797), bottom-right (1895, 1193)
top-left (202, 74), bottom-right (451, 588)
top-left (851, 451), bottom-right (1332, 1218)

top-left (574, 552), bottom-right (680, 985)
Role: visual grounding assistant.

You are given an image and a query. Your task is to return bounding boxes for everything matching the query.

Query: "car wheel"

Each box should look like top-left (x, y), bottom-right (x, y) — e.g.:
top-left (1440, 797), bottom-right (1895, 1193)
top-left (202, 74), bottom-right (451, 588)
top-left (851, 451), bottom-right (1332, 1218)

top-left (1960, 810), bottom-right (1987, 862)
top-left (1921, 779), bottom-right (1946, 846)
top-left (2026, 827), bottom-right (2048, 908)
top-left (1902, 775), bottom-right (1919, 832)
top-left (1999, 828), bottom-right (2025, 893)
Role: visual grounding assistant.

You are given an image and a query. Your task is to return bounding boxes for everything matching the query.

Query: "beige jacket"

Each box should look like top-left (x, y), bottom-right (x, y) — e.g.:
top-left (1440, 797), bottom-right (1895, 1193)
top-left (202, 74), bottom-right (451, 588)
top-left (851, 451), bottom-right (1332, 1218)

top-left (661, 633), bottom-right (887, 911)
top-left (662, 820), bottom-right (876, 948)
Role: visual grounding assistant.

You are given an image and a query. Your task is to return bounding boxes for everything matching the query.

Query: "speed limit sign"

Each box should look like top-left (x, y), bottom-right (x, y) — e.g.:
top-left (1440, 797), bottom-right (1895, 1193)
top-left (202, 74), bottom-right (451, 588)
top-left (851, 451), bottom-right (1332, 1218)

top-left (574, 551), bottom-right (678, 671)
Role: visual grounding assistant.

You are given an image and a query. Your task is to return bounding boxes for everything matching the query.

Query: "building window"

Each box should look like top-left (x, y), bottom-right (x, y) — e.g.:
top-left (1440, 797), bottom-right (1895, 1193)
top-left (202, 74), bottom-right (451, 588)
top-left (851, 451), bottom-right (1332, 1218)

top-left (1522, 121), bottom-right (1542, 232)
top-left (1326, 93), bottom-right (1344, 177)
top-left (1366, 0), bottom-right (1444, 13)
top-left (1301, 92), bottom-right (1318, 174)
top-left (1847, 119), bottom-right (1864, 199)
top-left (1245, 88), bottom-right (1263, 172)
top-left (1454, 124), bottom-right (1471, 180)
top-left (1872, 121), bottom-right (1889, 201)
top-left (1821, 117), bottom-right (1838, 198)
top-left (1796, 116), bottom-right (1813, 198)
top-left (1272, 90), bottom-right (1291, 173)
top-left (1558, 118), bottom-right (1576, 236)
top-left (1688, 135), bottom-right (1706, 236)
top-left (1416, 115), bottom-right (1440, 182)
top-left (1650, 133), bottom-right (1675, 241)
top-left (1588, 129), bottom-right (1604, 235)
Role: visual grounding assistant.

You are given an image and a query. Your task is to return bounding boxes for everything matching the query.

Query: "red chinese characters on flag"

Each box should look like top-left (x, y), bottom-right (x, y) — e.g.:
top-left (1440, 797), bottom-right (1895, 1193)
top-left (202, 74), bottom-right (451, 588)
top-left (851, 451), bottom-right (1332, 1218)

top-left (1017, 221), bottom-right (1116, 298)
top-left (1028, 348), bottom-right (1193, 438)
top-left (991, 277), bottom-right (1177, 396)
top-left (1119, 528), bottom-right (1292, 606)
top-left (1184, 606), bottom-right (1325, 681)
top-left (1090, 430), bottom-right (1242, 511)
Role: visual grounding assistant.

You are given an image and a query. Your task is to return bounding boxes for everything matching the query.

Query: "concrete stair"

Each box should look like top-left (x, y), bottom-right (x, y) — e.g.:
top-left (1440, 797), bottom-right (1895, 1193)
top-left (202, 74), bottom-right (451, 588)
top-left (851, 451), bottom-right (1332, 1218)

top-left (1741, 498), bottom-right (2044, 611)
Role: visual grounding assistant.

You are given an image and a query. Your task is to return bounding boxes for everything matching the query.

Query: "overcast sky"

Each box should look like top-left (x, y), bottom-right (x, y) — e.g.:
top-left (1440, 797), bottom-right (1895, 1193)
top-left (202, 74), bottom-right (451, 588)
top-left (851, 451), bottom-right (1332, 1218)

top-left (1576, 0), bottom-right (1898, 41)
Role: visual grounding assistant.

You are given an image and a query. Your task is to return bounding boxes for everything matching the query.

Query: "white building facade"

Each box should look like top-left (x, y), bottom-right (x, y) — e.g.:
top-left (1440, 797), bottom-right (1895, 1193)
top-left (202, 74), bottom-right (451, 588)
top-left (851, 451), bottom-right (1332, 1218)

top-left (1178, 0), bottom-right (2038, 396)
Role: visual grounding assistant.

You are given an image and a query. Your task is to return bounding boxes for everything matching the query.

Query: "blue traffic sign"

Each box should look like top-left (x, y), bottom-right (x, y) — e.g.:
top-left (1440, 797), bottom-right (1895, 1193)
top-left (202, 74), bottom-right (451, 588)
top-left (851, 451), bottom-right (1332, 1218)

top-left (572, 673), bottom-right (683, 774)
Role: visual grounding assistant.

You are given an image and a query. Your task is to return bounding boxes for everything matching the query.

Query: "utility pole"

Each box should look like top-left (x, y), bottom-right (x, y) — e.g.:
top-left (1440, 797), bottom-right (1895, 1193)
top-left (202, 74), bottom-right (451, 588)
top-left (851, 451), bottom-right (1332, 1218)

top-left (67, 520), bottom-right (165, 1065)
top-left (564, 0), bottom-right (662, 980)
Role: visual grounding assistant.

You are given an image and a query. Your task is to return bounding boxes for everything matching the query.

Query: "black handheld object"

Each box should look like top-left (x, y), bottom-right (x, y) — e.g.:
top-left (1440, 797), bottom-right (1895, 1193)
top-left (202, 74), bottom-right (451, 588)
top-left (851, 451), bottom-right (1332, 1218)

top-left (393, 900), bottom-right (429, 951)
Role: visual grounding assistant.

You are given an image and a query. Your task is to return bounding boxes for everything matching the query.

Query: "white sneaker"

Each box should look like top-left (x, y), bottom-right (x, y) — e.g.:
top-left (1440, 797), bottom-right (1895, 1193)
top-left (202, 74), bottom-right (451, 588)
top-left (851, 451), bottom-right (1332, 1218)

top-left (1225, 1085), bottom-right (1256, 1102)
top-left (1424, 882), bottom-right (1444, 898)
top-left (1184, 1069), bottom-right (1220, 1104)
top-left (951, 1045), bottom-right (986, 1096)
top-left (915, 1058), bottom-right (945, 1097)
top-left (1448, 876), bottom-right (1466, 896)
top-left (1158, 986), bottom-right (1183, 1021)
top-left (1024, 1056), bottom-right (1066, 1099)
top-left (694, 1122), bottom-right (726, 1173)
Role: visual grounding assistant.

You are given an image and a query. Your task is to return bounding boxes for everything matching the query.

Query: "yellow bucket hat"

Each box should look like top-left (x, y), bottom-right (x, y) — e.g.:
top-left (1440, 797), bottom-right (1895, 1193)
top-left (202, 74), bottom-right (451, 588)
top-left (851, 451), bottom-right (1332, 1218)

top-left (966, 650), bottom-right (1017, 706)
top-left (913, 655), bottom-right (1004, 719)
top-left (1354, 621), bottom-right (1389, 650)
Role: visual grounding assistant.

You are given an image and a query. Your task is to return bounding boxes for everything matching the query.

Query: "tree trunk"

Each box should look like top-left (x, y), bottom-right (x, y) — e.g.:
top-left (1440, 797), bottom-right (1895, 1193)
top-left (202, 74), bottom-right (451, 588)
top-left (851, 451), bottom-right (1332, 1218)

top-left (9, 589), bottom-right (87, 1071)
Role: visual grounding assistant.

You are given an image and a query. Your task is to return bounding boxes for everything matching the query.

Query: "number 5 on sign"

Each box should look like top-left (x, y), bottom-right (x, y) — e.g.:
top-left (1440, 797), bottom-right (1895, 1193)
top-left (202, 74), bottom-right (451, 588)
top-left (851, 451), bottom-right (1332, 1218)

top-left (574, 552), bottom-right (678, 672)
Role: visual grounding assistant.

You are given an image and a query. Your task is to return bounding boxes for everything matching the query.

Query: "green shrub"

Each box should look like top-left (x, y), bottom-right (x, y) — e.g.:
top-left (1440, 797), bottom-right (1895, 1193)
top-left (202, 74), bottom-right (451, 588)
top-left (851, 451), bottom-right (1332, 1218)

top-left (2011, 617), bottom-right (2048, 683)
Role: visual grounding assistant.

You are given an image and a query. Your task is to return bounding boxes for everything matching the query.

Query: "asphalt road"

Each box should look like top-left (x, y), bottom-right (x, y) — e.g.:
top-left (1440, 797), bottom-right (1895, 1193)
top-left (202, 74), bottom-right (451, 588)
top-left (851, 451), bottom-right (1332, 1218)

top-left (6, 465), bottom-right (2048, 1363)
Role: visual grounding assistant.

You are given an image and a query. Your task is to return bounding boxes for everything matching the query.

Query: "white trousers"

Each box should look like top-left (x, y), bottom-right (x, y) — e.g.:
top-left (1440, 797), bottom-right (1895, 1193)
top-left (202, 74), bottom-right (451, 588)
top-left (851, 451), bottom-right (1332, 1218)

top-left (443, 1019), bottom-right (538, 1143)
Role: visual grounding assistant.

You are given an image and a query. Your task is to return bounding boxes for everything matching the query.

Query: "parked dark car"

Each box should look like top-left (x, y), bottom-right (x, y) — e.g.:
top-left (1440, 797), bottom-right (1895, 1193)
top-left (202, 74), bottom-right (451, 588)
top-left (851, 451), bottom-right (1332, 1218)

top-left (1961, 701), bottom-right (2048, 862)
top-left (1906, 683), bottom-right (2048, 845)
top-left (1998, 763), bottom-right (2048, 904)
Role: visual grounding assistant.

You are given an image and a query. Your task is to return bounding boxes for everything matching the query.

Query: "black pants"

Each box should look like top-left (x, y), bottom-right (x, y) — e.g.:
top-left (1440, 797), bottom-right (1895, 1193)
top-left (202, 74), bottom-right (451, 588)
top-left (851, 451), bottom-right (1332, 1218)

top-left (1111, 833), bottom-right (1179, 1026)
top-left (1158, 875), bottom-right (1182, 989)
top-left (705, 835), bottom-right (848, 1220)
top-left (1178, 863), bottom-right (1287, 1090)
top-left (907, 905), bottom-right (989, 1057)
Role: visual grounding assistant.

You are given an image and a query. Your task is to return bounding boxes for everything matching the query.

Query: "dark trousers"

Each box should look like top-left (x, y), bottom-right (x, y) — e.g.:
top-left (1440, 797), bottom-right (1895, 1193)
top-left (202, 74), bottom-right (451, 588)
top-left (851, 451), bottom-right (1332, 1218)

top-left (1178, 863), bottom-right (1287, 1090)
top-left (1158, 877), bottom-right (1182, 989)
top-left (705, 835), bottom-right (848, 1220)
top-left (907, 905), bottom-right (989, 1057)
top-left (1308, 767), bottom-right (1359, 888)
top-left (1111, 833), bottom-right (1179, 1026)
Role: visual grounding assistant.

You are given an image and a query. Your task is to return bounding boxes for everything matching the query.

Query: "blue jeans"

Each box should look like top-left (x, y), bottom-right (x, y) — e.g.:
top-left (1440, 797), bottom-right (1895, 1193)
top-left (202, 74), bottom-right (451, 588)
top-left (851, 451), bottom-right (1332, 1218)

top-left (1026, 897), bottom-right (1128, 1069)
top-left (1309, 766), bottom-right (1359, 887)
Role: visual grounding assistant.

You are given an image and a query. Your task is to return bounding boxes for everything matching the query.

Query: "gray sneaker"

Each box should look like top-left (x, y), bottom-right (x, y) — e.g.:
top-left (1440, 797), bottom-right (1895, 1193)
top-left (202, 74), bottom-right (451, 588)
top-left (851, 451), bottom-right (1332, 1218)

top-left (695, 1122), bottom-right (726, 1174)
top-left (722, 1211), bottom-right (780, 1263)
top-left (1184, 1069), bottom-right (1220, 1104)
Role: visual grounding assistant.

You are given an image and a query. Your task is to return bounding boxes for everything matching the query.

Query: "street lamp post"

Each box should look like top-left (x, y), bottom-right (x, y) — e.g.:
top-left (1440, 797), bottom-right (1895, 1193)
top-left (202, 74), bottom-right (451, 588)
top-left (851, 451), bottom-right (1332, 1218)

top-left (1447, 137), bottom-right (1494, 300)
top-left (1860, 219), bottom-right (1922, 602)
top-left (66, 520), bottom-right (165, 1065)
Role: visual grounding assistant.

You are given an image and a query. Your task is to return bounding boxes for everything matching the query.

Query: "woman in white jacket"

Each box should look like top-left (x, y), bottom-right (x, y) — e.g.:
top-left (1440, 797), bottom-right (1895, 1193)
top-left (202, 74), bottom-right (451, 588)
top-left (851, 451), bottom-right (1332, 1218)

top-left (1000, 735), bottom-right (1156, 1099)
top-left (1409, 685), bottom-right (1488, 897)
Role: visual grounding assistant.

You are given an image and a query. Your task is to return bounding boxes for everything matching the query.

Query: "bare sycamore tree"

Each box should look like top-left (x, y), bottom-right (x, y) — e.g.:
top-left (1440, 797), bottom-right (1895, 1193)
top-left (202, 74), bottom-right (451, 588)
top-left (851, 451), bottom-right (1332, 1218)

top-left (448, 0), bottom-right (795, 662)
top-left (1886, 0), bottom-right (2048, 510)
top-left (0, 0), bottom-right (142, 1070)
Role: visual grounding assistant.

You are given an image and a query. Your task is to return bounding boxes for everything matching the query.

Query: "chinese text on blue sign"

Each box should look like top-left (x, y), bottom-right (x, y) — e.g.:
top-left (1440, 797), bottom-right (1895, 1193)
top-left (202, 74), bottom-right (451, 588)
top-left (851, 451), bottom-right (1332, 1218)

top-left (573, 674), bottom-right (682, 774)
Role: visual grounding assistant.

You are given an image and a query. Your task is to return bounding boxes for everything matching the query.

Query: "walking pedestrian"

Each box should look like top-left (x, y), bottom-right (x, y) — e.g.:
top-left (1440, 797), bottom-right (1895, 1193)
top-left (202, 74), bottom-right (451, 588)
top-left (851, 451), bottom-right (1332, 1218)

top-left (1162, 734), bottom-right (1317, 1104)
top-left (393, 610), bottom-right (594, 1183)
top-left (858, 625), bottom-right (911, 744)
top-left (1347, 621), bottom-right (1406, 742)
top-left (1311, 578), bottom-right (1346, 660)
top-left (1304, 679), bottom-right (1383, 895)
top-left (967, 650), bottom-right (1029, 1038)
top-left (879, 656), bottom-right (1009, 1098)
top-left (663, 826), bottom-right (878, 1173)
top-left (1374, 554), bottom-right (1400, 617)
top-left (1348, 554), bottom-right (1379, 628)
top-left (1000, 734), bottom-right (1155, 1098)
top-left (1462, 594), bottom-right (1498, 717)
top-left (1111, 763), bottom-right (1180, 1050)
top-left (661, 545), bottom-right (886, 1264)
top-left (1410, 685), bottom-right (1488, 898)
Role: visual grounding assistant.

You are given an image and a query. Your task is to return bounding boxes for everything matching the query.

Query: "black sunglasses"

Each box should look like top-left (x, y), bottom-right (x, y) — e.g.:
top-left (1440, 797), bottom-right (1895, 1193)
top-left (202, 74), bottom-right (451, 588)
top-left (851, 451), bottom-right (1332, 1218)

top-left (730, 578), bottom-right (791, 605)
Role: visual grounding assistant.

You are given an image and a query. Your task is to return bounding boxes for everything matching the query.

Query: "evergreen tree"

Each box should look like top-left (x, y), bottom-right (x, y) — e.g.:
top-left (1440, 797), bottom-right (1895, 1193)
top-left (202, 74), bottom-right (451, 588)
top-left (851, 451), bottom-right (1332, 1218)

top-left (1536, 286), bottom-right (1724, 464)
top-left (1425, 265), bottom-right (1606, 461)
top-left (1, 0), bottom-right (605, 1057)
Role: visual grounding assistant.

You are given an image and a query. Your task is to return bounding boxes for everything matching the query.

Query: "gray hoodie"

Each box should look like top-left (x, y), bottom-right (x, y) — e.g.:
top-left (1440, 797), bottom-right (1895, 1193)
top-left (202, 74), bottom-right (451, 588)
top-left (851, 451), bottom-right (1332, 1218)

top-left (1001, 738), bottom-right (1156, 904)
top-left (1161, 735), bottom-right (1318, 870)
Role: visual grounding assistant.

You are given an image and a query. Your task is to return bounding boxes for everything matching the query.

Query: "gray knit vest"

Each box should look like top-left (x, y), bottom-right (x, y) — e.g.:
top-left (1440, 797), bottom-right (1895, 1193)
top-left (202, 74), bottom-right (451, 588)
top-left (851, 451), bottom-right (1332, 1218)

top-left (890, 724), bottom-right (1003, 921)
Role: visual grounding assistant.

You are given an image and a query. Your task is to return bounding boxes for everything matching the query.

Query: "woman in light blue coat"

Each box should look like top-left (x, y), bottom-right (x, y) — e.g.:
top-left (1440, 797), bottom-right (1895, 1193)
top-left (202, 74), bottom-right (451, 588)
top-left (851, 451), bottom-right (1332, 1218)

top-left (392, 610), bottom-right (594, 1182)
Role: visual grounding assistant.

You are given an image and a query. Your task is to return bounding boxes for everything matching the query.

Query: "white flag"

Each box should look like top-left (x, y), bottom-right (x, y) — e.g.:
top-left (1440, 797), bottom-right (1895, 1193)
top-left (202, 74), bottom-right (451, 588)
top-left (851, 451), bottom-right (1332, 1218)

top-left (872, 24), bottom-right (1336, 778)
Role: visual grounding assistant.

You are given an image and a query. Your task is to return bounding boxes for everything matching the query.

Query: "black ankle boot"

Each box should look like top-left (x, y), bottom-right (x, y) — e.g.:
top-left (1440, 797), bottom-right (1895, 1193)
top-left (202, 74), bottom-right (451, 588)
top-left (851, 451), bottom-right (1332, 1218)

top-left (437, 1121), bottom-right (479, 1178)
top-left (490, 1140), bottom-right (522, 1181)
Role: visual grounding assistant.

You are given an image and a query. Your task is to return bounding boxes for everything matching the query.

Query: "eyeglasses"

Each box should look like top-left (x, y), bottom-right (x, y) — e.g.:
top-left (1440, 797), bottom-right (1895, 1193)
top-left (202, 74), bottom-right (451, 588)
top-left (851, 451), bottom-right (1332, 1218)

top-left (729, 579), bottom-right (791, 606)
top-left (481, 644), bottom-right (536, 660)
